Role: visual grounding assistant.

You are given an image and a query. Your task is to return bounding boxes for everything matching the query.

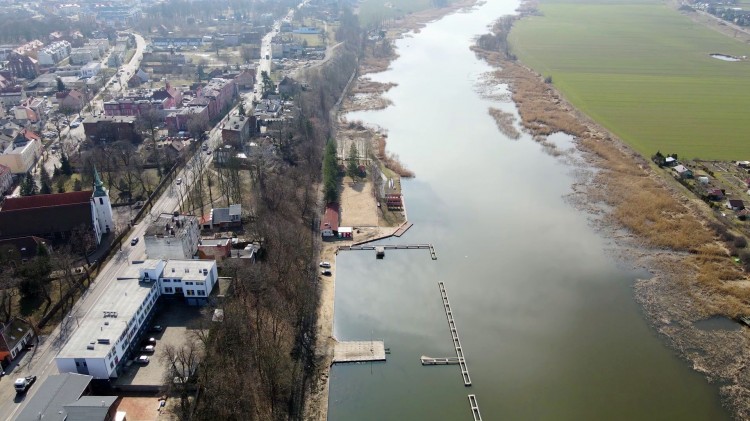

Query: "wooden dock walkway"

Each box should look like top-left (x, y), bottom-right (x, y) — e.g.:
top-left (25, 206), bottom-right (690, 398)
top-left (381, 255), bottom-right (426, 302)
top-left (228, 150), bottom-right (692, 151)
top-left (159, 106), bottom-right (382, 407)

top-left (393, 221), bottom-right (413, 237)
top-left (332, 340), bottom-right (386, 364)
top-left (468, 394), bottom-right (482, 421)
top-left (420, 356), bottom-right (462, 365)
top-left (439, 281), bottom-right (472, 386)
top-left (337, 243), bottom-right (437, 260)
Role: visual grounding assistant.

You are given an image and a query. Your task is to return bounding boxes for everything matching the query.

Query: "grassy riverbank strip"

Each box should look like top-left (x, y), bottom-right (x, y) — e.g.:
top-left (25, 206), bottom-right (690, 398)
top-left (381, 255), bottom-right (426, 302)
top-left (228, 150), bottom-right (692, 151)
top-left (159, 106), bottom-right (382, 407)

top-left (472, 3), bottom-right (750, 418)
top-left (508, 0), bottom-right (750, 161)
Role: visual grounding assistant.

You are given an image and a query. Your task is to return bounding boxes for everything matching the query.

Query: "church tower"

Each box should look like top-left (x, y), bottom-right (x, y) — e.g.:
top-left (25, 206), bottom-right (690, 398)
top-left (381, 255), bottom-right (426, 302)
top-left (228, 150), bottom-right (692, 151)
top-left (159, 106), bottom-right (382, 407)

top-left (91, 167), bottom-right (114, 244)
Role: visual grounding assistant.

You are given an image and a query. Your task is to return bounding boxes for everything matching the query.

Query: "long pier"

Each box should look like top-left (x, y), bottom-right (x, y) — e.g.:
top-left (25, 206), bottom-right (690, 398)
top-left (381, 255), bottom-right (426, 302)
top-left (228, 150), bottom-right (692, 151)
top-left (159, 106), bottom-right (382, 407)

top-left (420, 356), bottom-right (462, 365)
top-left (468, 395), bottom-right (482, 421)
top-left (337, 243), bottom-right (437, 260)
top-left (438, 281), bottom-right (471, 386)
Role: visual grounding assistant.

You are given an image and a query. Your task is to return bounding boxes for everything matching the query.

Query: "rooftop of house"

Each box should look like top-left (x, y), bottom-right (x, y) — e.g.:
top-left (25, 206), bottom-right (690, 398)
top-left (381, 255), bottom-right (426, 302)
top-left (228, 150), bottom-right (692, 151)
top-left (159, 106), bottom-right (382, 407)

top-left (82, 115), bottom-right (136, 124)
top-left (0, 317), bottom-right (32, 351)
top-left (320, 203), bottom-right (339, 232)
top-left (144, 213), bottom-right (198, 237)
top-left (200, 238), bottom-right (231, 247)
top-left (210, 204), bottom-right (241, 224)
top-left (162, 259), bottom-right (215, 281)
top-left (224, 114), bottom-right (249, 131)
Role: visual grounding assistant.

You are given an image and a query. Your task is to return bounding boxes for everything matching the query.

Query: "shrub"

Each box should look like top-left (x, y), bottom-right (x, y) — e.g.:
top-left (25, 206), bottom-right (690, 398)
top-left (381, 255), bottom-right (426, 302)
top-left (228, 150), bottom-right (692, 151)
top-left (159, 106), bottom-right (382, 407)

top-left (735, 237), bottom-right (748, 249)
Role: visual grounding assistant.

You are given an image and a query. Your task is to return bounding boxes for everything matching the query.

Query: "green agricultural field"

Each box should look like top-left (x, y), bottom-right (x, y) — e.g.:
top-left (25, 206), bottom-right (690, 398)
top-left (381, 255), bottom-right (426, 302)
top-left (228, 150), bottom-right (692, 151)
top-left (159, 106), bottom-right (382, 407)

top-left (358, 0), bottom-right (447, 27)
top-left (509, 0), bottom-right (750, 160)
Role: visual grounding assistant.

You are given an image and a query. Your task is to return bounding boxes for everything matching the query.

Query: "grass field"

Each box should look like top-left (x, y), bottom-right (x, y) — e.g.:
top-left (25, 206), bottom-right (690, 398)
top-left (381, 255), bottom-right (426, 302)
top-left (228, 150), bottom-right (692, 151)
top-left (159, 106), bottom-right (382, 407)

top-left (358, 0), bottom-right (444, 27)
top-left (509, 0), bottom-right (750, 160)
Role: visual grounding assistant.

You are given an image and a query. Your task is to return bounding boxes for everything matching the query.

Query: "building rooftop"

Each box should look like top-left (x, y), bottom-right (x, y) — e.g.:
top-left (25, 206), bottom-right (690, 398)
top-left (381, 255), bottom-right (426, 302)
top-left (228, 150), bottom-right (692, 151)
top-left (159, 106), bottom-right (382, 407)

top-left (144, 213), bottom-right (198, 237)
top-left (14, 373), bottom-right (93, 421)
top-left (162, 259), bottom-right (215, 282)
top-left (200, 238), bottom-right (231, 247)
top-left (57, 276), bottom-right (157, 359)
top-left (2, 190), bottom-right (92, 211)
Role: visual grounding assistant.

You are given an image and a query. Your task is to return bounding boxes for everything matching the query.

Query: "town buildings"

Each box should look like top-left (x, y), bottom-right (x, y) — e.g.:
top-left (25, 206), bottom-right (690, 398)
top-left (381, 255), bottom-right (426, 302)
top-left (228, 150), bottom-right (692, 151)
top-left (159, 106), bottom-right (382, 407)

top-left (56, 89), bottom-right (86, 112)
top-left (144, 213), bottom-right (200, 260)
top-left (200, 204), bottom-right (242, 230)
top-left (104, 82), bottom-right (181, 117)
top-left (55, 259), bottom-right (217, 379)
top-left (13, 373), bottom-right (119, 421)
top-left (222, 114), bottom-right (253, 144)
top-left (7, 53), bottom-right (39, 79)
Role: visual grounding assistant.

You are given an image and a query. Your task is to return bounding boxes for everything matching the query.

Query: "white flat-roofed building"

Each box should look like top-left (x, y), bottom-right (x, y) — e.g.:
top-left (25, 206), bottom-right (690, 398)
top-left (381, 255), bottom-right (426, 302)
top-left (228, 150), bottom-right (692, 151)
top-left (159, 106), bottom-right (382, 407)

top-left (79, 61), bottom-right (102, 78)
top-left (161, 259), bottom-right (217, 305)
top-left (55, 274), bottom-right (160, 380)
top-left (55, 258), bottom-right (217, 379)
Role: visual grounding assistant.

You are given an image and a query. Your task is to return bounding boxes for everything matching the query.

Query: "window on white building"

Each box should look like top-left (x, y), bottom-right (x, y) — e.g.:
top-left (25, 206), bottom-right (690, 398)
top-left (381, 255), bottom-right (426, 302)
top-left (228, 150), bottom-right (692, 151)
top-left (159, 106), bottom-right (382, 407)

top-left (198, 290), bottom-right (205, 296)
top-left (164, 287), bottom-right (173, 293)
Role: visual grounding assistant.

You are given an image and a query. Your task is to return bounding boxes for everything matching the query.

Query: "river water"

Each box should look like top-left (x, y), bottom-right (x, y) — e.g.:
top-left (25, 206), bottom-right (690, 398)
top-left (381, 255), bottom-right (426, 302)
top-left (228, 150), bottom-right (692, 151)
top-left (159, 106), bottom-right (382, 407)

top-left (327, 1), bottom-right (729, 419)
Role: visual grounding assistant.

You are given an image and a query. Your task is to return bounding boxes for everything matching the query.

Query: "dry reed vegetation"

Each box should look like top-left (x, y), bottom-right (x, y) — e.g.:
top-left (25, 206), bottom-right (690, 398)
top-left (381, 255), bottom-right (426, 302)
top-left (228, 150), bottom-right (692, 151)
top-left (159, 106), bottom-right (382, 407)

top-left (473, 13), bottom-right (750, 418)
top-left (488, 107), bottom-right (521, 139)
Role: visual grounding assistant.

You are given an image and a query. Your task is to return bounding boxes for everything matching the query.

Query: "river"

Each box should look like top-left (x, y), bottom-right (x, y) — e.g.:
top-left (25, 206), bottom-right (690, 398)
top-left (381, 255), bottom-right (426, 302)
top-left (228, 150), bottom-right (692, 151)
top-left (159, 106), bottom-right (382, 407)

top-left (327, 0), bottom-right (729, 419)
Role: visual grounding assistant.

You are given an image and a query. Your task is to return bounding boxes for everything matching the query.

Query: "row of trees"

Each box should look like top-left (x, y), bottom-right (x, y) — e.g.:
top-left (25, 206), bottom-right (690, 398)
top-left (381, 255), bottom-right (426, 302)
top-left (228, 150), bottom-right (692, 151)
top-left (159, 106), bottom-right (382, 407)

top-left (182, 6), bottom-right (365, 420)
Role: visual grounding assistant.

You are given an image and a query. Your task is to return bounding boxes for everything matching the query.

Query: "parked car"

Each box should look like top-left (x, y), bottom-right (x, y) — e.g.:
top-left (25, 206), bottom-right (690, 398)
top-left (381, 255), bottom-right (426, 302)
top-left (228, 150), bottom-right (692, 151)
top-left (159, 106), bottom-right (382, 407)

top-left (176, 178), bottom-right (182, 185)
top-left (135, 356), bottom-right (150, 364)
top-left (69, 121), bottom-right (80, 128)
top-left (140, 345), bottom-right (155, 353)
top-left (321, 269), bottom-right (332, 276)
top-left (319, 261), bottom-right (331, 268)
top-left (145, 337), bottom-right (156, 345)
top-left (149, 325), bottom-right (163, 333)
top-left (130, 237), bottom-right (139, 246)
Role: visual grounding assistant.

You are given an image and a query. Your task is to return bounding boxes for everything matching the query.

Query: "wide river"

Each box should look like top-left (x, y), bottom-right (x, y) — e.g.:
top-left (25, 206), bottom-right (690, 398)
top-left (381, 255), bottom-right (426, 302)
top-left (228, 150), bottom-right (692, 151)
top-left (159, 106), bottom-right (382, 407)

top-left (327, 0), bottom-right (729, 419)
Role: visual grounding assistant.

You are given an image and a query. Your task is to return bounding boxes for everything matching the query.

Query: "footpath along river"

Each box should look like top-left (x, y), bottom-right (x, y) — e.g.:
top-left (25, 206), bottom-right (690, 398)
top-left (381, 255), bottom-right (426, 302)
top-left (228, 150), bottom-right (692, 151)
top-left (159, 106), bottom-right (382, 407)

top-left (327, 0), bottom-right (730, 419)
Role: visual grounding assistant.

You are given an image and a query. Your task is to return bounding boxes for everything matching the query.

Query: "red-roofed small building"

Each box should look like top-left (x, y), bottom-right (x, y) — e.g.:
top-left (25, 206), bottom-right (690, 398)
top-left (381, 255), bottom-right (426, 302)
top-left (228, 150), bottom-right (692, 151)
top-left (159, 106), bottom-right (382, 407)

top-left (56, 89), bottom-right (85, 112)
top-left (320, 203), bottom-right (339, 238)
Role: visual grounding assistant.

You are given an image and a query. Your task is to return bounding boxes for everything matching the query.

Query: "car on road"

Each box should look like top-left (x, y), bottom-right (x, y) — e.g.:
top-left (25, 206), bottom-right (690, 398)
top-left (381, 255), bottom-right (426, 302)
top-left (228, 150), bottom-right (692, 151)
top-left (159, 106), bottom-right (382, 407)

top-left (176, 178), bottom-right (182, 185)
top-left (135, 356), bottom-right (150, 364)
top-left (319, 261), bottom-right (331, 268)
top-left (14, 376), bottom-right (37, 393)
top-left (321, 269), bottom-right (332, 276)
top-left (201, 144), bottom-right (208, 151)
top-left (206, 150), bottom-right (212, 155)
top-left (130, 237), bottom-right (139, 246)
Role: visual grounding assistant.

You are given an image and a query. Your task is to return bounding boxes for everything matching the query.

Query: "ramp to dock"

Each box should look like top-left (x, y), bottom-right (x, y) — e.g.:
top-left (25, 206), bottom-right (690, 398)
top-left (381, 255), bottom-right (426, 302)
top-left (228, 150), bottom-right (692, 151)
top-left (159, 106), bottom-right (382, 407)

top-left (439, 281), bottom-right (472, 386)
top-left (420, 356), bottom-right (462, 365)
top-left (332, 341), bottom-right (386, 363)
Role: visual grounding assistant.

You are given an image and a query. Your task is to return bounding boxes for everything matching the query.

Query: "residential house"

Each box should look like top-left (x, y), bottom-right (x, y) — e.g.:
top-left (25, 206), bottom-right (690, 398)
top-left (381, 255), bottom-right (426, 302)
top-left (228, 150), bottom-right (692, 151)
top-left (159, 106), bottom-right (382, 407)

top-left (277, 76), bottom-right (299, 97)
top-left (37, 41), bottom-right (72, 66)
top-left (727, 199), bottom-right (746, 212)
top-left (672, 164), bottom-right (692, 179)
top-left (221, 114), bottom-right (252, 144)
top-left (0, 318), bottom-right (34, 364)
top-left (83, 116), bottom-right (141, 144)
top-left (68, 47), bottom-right (99, 65)
top-left (0, 129), bottom-right (41, 173)
top-left (56, 89), bottom-right (85, 112)
top-left (234, 68), bottom-right (256, 90)
top-left (78, 61), bottom-right (102, 79)
top-left (127, 68), bottom-right (149, 87)
top-left (197, 238), bottom-right (232, 261)
top-left (164, 104), bottom-right (209, 134)
top-left (200, 78), bottom-right (236, 120)
top-left (200, 204), bottom-right (242, 230)
top-left (707, 188), bottom-right (724, 201)
top-left (144, 213), bottom-right (200, 260)
top-left (7, 53), bottom-right (39, 79)
top-left (320, 203), bottom-right (339, 238)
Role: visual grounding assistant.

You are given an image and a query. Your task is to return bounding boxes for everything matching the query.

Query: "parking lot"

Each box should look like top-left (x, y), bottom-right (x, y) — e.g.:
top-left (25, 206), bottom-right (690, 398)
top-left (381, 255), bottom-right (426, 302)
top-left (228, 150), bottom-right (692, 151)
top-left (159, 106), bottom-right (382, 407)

top-left (115, 301), bottom-right (207, 387)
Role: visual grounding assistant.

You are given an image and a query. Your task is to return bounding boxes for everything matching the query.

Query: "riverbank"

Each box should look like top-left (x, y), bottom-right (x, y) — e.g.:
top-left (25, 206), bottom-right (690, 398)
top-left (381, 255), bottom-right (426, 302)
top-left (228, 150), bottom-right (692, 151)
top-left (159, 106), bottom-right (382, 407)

top-left (472, 8), bottom-right (750, 419)
top-left (304, 2), bottom-right (480, 419)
